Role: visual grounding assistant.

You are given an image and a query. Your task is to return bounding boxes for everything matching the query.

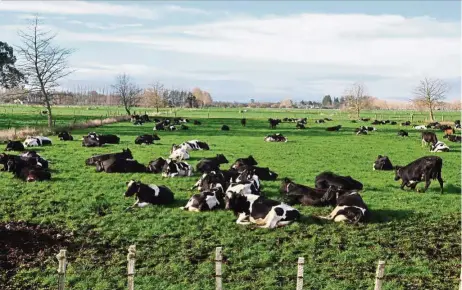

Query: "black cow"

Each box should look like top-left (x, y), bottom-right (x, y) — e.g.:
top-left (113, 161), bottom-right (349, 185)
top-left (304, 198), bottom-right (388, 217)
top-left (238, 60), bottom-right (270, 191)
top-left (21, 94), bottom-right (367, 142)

top-left (421, 132), bottom-right (438, 147)
top-left (57, 131), bottom-right (73, 141)
top-left (360, 118), bottom-right (370, 122)
top-left (249, 166), bottom-right (278, 181)
top-left (224, 192), bottom-right (300, 228)
top-left (390, 121), bottom-right (397, 125)
top-left (231, 155), bottom-right (258, 171)
top-left (135, 134), bottom-right (160, 145)
top-left (455, 120), bottom-right (460, 129)
top-left (147, 157), bottom-right (167, 173)
top-left (401, 121), bottom-right (411, 126)
top-left (124, 180), bottom-right (174, 209)
top-left (394, 156), bottom-right (444, 193)
top-left (140, 114), bottom-right (151, 122)
top-left (315, 171), bottom-right (363, 191)
top-left (193, 120), bottom-right (201, 125)
top-left (371, 120), bottom-right (381, 125)
top-left (319, 190), bottom-right (369, 223)
top-left (221, 125), bottom-right (230, 131)
top-left (373, 155), bottom-right (394, 170)
top-left (96, 157), bottom-right (146, 173)
top-left (443, 134), bottom-right (461, 142)
top-left (0, 153), bottom-right (38, 171)
top-left (280, 177), bottom-right (333, 206)
top-left (5, 141), bottom-right (25, 151)
top-left (196, 154), bottom-right (229, 173)
top-left (397, 130), bottom-right (408, 137)
top-left (85, 149), bottom-right (133, 166)
top-left (324, 118), bottom-right (332, 121)
top-left (326, 125), bottom-right (342, 131)
top-left (241, 118), bottom-right (247, 127)
top-left (296, 122), bottom-right (305, 129)
top-left (20, 151), bottom-right (48, 169)
top-left (14, 166), bottom-right (51, 182)
top-left (268, 118), bottom-right (281, 129)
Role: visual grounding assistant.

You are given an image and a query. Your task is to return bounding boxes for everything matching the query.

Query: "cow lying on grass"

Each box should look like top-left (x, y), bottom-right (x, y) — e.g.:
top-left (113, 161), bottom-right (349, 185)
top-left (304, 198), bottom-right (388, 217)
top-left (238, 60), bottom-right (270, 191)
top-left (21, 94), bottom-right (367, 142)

top-left (394, 156), bottom-right (444, 193)
top-left (147, 157), bottom-right (167, 173)
top-left (196, 154), bottom-right (229, 173)
top-left (315, 172), bottom-right (363, 191)
top-left (23, 136), bottom-right (52, 148)
top-left (178, 140), bottom-right (210, 151)
top-left (96, 157), bottom-right (146, 173)
top-left (318, 189), bottom-right (369, 223)
top-left (326, 125), bottom-right (342, 131)
top-left (280, 178), bottom-right (333, 206)
top-left (180, 186), bottom-right (225, 212)
top-left (5, 141), bottom-right (25, 151)
top-left (231, 155), bottom-right (258, 170)
top-left (2, 154), bottom-right (51, 181)
top-left (162, 159), bottom-right (193, 177)
top-left (124, 180), bottom-right (174, 210)
top-left (135, 134), bottom-right (160, 145)
top-left (85, 149), bottom-right (133, 166)
top-left (57, 131), bottom-right (73, 141)
top-left (169, 147), bottom-right (190, 161)
top-left (444, 134), bottom-right (461, 143)
top-left (430, 141), bottom-right (450, 152)
top-left (264, 133), bottom-right (287, 142)
top-left (373, 155), bottom-right (394, 170)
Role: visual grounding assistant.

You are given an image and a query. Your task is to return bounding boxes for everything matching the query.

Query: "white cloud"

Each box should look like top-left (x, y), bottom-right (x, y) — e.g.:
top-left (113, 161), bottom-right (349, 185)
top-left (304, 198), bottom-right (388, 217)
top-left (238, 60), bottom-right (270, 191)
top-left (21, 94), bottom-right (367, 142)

top-left (67, 20), bottom-right (143, 30)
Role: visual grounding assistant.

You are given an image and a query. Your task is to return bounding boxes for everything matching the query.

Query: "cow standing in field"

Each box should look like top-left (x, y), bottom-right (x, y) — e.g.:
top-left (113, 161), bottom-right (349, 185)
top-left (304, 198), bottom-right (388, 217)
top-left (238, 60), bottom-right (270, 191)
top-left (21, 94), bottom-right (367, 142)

top-left (394, 156), bottom-right (444, 193)
top-left (268, 118), bottom-right (281, 129)
top-left (124, 180), bottom-right (174, 210)
top-left (421, 132), bottom-right (438, 147)
top-left (241, 118), bottom-right (247, 127)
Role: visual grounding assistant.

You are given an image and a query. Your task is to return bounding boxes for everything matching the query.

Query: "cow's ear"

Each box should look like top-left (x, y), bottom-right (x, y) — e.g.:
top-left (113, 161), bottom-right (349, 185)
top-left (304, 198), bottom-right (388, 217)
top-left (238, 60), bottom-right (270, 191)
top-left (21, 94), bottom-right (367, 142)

top-left (378, 155), bottom-right (382, 158)
top-left (125, 181), bottom-right (129, 185)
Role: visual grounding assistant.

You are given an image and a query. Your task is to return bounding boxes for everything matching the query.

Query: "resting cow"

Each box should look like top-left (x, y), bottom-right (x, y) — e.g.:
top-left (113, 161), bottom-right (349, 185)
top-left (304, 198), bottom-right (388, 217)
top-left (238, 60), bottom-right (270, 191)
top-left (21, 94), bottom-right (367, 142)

top-left (5, 141), bottom-right (25, 151)
top-left (430, 141), bottom-right (450, 152)
top-left (57, 131), bottom-right (73, 141)
top-left (231, 155), bottom-right (258, 170)
top-left (319, 190), bottom-right (369, 223)
top-left (124, 180), bottom-right (174, 209)
top-left (443, 134), bottom-right (461, 143)
top-left (162, 159), bottom-right (193, 177)
top-left (85, 149), bottom-right (133, 166)
top-left (196, 154), bottom-right (229, 173)
top-left (397, 130), bottom-right (408, 137)
top-left (96, 157), bottom-right (146, 173)
top-left (315, 171), bottom-right (363, 191)
top-left (135, 134), bottom-right (160, 145)
top-left (373, 155), bottom-right (394, 170)
top-left (394, 156), bottom-right (444, 193)
top-left (326, 125), bottom-right (342, 131)
top-left (177, 140), bottom-right (210, 151)
top-left (221, 125), bottom-right (230, 131)
top-left (280, 178), bottom-right (333, 206)
top-left (264, 133), bottom-right (287, 142)
top-left (169, 147), bottom-right (190, 161)
top-left (23, 136), bottom-right (52, 147)
top-left (147, 157), bottom-right (167, 173)
top-left (181, 186), bottom-right (225, 212)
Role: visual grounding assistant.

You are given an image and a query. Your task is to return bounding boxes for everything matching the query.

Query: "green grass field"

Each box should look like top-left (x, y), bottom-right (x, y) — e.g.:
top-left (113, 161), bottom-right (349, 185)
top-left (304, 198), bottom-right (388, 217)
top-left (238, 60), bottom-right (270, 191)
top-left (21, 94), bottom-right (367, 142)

top-left (0, 108), bottom-right (460, 290)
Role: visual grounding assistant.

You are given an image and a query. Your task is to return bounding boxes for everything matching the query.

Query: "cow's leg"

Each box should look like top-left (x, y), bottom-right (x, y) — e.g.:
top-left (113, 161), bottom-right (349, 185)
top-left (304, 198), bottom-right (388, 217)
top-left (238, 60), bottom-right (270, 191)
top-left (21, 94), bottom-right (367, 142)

top-left (319, 206), bottom-right (344, 220)
top-left (437, 173), bottom-right (444, 194)
top-left (333, 215), bottom-right (349, 222)
top-left (422, 178), bottom-right (431, 193)
top-left (236, 213), bottom-right (250, 225)
top-left (400, 181), bottom-right (406, 190)
top-left (125, 199), bottom-right (139, 211)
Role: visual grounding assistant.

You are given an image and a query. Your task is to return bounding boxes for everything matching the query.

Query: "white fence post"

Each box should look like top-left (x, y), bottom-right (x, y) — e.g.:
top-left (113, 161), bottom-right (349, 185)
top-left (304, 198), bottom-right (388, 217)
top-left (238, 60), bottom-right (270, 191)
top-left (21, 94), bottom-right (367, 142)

top-left (374, 260), bottom-right (386, 290)
top-left (459, 264), bottom-right (462, 290)
top-left (296, 257), bottom-right (304, 290)
top-left (56, 249), bottom-right (67, 290)
top-left (127, 245), bottom-right (136, 290)
top-left (215, 247), bottom-right (223, 290)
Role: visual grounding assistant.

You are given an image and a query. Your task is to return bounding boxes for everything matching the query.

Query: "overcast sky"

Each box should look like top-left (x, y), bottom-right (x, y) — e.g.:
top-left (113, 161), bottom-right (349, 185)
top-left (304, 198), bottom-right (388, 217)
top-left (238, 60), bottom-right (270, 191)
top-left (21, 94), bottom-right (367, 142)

top-left (1, 1), bottom-right (460, 102)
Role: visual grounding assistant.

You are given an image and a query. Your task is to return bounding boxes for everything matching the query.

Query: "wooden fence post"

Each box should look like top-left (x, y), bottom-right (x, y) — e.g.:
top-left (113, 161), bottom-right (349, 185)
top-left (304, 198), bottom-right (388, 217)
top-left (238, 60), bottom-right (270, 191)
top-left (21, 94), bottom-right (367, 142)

top-left (56, 249), bottom-right (67, 290)
top-left (374, 260), bottom-right (386, 290)
top-left (296, 257), bottom-right (304, 290)
top-left (459, 263), bottom-right (462, 290)
top-left (127, 245), bottom-right (136, 290)
top-left (215, 247), bottom-right (223, 290)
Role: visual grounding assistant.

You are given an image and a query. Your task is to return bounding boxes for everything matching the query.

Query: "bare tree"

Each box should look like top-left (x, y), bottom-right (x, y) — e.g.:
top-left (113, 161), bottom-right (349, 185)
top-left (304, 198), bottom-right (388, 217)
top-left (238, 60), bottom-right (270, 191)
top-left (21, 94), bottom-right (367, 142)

top-left (112, 73), bottom-right (142, 115)
top-left (343, 82), bottom-right (372, 118)
top-left (143, 81), bottom-right (165, 112)
top-left (17, 16), bottom-right (74, 127)
top-left (412, 78), bottom-right (448, 121)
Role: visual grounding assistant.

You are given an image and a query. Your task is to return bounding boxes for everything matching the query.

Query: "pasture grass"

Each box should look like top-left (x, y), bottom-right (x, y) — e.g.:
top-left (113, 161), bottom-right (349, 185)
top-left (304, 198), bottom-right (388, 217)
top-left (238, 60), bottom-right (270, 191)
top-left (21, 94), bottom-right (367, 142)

top-left (0, 110), bottom-right (460, 290)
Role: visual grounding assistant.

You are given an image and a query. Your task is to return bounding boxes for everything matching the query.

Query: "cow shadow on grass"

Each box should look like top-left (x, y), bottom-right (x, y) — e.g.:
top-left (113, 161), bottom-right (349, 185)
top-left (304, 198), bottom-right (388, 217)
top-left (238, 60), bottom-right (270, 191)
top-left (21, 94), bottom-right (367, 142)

top-left (444, 184), bottom-right (461, 194)
top-left (368, 209), bottom-right (414, 223)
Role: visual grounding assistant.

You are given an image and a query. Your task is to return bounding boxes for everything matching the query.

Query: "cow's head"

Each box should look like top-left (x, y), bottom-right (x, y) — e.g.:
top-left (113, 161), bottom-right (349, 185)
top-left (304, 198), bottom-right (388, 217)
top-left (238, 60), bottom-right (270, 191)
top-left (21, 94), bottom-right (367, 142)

top-left (152, 134), bottom-right (161, 141)
top-left (394, 166), bottom-right (403, 181)
top-left (224, 190), bottom-right (245, 212)
top-left (147, 157), bottom-right (166, 173)
top-left (280, 177), bottom-right (294, 193)
top-left (125, 180), bottom-right (140, 197)
top-left (216, 154), bottom-right (229, 164)
top-left (122, 148), bottom-right (133, 159)
top-left (246, 155), bottom-right (258, 166)
top-left (374, 155), bottom-right (393, 170)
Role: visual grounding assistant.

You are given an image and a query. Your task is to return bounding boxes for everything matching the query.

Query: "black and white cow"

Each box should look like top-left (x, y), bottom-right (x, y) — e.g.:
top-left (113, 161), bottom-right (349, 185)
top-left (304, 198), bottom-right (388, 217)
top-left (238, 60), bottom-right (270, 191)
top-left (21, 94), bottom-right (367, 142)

top-left (444, 134), bottom-right (461, 143)
top-left (414, 125), bottom-right (427, 130)
top-left (85, 149), bottom-right (133, 166)
top-left (147, 157), bottom-right (167, 173)
top-left (180, 187), bottom-right (225, 212)
top-left (280, 177), bottom-right (333, 206)
top-left (315, 119), bottom-right (325, 124)
top-left (82, 136), bottom-right (103, 147)
top-left (153, 121), bottom-right (165, 131)
top-left (57, 131), bottom-right (73, 141)
top-left (430, 141), bottom-right (450, 152)
top-left (196, 154), bottom-right (229, 173)
top-left (231, 155), bottom-right (258, 170)
top-left (178, 140), bottom-right (210, 151)
top-left (224, 192), bottom-right (300, 228)
top-left (247, 166), bottom-right (278, 181)
top-left (296, 123), bottom-right (305, 129)
top-left (401, 121), bottom-right (411, 126)
top-left (319, 190), bottom-right (369, 223)
top-left (421, 132), bottom-right (438, 147)
top-left (5, 140), bottom-right (25, 151)
top-left (124, 180), bottom-right (174, 209)
top-left (20, 151), bottom-right (48, 169)
top-left (397, 130), bottom-right (408, 137)
top-left (169, 147), bottom-right (190, 161)
top-left (23, 136), bottom-right (52, 147)
top-left (192, 170), bottom-right (228, 191)
top-left (135, 134), bottom-right (160, 145)
top-left (315, 172), bottom-right (363, 191)
top-left (394, 156), bottom-right (444, 193)
top-left (6, 156), bottom-right (51, 182)
top-left (96, 157), bottom-right (147, 173)
top-left (373, 155), bottom-right (394, 170)
top-left (264, 133), bottom-right (287, 142)
top-left (162, 159), bottom-right (193, 177)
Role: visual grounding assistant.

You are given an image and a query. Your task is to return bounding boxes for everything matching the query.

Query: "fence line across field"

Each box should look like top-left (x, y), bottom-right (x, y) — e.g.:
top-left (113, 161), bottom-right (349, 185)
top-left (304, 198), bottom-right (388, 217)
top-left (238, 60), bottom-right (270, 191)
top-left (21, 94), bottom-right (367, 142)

top-left (53, 246), bottom-right (454, 290)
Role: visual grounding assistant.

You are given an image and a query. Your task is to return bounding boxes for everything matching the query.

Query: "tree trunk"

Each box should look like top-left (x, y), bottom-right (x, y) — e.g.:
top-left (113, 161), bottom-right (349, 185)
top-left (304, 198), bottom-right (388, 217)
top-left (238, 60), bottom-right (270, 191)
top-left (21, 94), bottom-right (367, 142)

top-left (124, 106), bottom-right (131, 115)
top-left (46, 105), bottom-right (53, 127)
top-left (156, 106), bottom-right (159, 113)
top-left (429, 108), bottom-right (434, 122)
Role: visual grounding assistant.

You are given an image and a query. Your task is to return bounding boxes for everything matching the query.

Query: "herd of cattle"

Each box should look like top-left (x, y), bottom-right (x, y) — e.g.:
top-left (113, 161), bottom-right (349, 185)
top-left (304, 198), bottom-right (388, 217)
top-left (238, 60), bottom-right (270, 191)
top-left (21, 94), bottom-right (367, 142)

top-left (0, 116), bottom-right (459, 228)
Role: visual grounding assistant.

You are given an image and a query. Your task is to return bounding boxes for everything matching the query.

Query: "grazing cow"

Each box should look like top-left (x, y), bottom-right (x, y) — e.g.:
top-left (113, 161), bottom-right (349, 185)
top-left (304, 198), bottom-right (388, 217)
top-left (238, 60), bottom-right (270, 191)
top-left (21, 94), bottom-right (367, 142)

top-left (162, 159), bottom-right (193, 177)
top-left (57, 131), bottom-right (73, 141)
top-left (5, 141), bottom-right (25, 151)
top-left (196, 154), bottom-right (229, 173)
top-left (315, 172), bottom-right (363, 191)
top-left (85, 149), bottom-right (133, 166)
top-left (241, 118), bottom-right (247, 127)
top-left (401, 121), bottom-right (411, 126)
top-left (231, 155), bottom-right (258, 170)
top-left (315, 119), bottom-right (325, 124)
top-left (221, 125), bottom-right (230, 131)
top-left (326, 125), bottom-right (342, 131)
top-left (268, 118), bottom-right (281, 129)
top-left (178, 140), bottom-right (210, 151)
top-left (443, 134), bottom-right (461, 143)
top-left (414, 125), bottom-right (427, 130)
top-left (180, 124), bottom-right (189, 130)
top-left (124, 180), bottom-right (174, 209)
top-left (443, 128), bottom-right (454, 136)
top-left (181, 186), bottom-right (225, 212)
top-left (264, 133), bottom-right (287, 142)
top-left (373, 155), bottom-right (394, 170)
top-left (96, 157), bottom-right (147, 173)
top-left (280, 178), bottom-right (333, 206)
top-left (397, 130), bottom-right (409, 137)
top-left (153, 121), bottom-right (165, 131)
top-left (394, 156), bottom-right (444, 193)
top-left (390, 121), bottom-right (397, 125)
top-left (421, 132), bottom-right (438, 147)
top-left (430, 141), bottom-right (450, 152)
top-left (193, 120), bottom-right (201, 125)
top-left (224, 192), bottom-right (300, 228)
top-left (296, 123), bottom-right (305, 129)
top-left (319, 190), bottom-right (369, 223)
top-left (169, 147), bottom-right (190, 161)
top-left (135, 134), bottom-right (160, 145)
top-left (82, 136), bottom-right (103, 147)
top-left (23, 136), bottom-right (52, 147)
top-left (147, 157), bottom-right (167, 173)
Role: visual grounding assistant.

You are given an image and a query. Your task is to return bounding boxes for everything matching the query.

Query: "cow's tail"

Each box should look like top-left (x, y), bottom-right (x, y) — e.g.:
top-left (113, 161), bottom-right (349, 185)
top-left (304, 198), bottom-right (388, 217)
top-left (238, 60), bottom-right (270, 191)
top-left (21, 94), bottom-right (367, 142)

top-left (430, 158), bottom-right (443, 180)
